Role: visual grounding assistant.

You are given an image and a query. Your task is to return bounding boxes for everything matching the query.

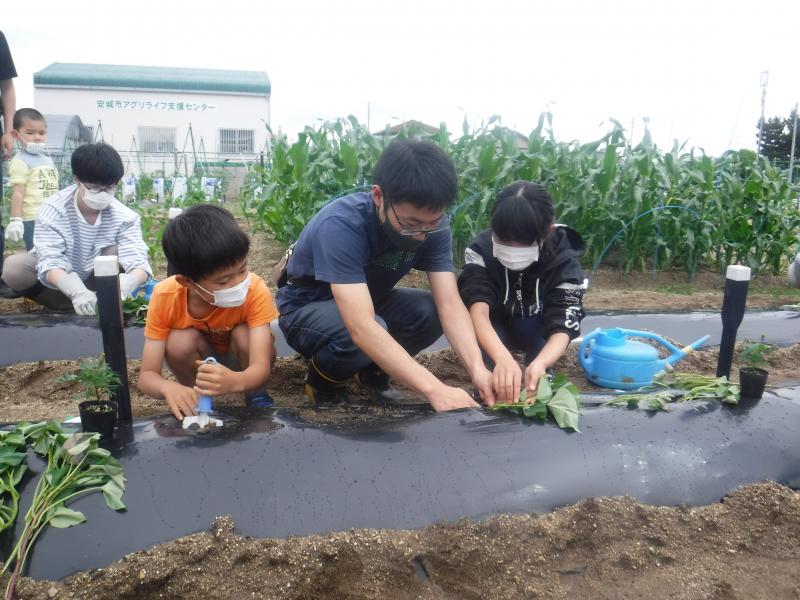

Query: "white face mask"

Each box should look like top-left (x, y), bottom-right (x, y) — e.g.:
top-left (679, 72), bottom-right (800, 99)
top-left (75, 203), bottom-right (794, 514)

top-left (194, 274), bottom-right (250, 308)
top-left (24, 141), bottom-right (46, 155)
top-left (492, 238), bottom-right (540, 271)
top-left (80, 184), bottom-right (115, 211)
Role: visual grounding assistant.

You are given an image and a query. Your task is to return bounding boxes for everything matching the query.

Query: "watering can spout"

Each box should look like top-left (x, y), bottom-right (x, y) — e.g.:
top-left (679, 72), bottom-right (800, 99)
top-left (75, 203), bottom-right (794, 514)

top-left (666, 334), bottom-right (711, 366)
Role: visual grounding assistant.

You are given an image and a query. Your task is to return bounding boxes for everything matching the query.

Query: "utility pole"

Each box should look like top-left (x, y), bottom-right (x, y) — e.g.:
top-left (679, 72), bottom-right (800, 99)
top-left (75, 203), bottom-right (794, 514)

top-left (789, 102), bottom-right (798, 184)
top-left (756, 71), bottom-right (769, 157)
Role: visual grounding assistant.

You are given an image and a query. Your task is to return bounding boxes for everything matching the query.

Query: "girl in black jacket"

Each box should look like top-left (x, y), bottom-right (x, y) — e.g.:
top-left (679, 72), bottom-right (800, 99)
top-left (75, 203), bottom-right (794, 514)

top-left (457, 181), bottom-right (586, 404)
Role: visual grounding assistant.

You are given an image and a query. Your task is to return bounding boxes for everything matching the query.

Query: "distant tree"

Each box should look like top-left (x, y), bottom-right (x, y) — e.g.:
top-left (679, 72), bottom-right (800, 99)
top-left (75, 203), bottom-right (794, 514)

top-left (757, 108), bottom-right (800, 166)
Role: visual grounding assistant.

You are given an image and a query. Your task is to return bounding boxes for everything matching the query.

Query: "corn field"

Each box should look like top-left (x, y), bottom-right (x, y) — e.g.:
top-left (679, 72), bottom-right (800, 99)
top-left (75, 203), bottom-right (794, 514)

top-left (241, 114), bottom-right (800, 277)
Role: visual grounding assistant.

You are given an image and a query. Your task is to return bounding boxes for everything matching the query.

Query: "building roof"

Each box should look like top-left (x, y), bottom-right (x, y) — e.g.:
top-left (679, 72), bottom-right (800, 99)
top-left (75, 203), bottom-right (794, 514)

top-left (42, 114), bottom-right (91, 151)
top-left (34, 63), bottom-right (271, 96)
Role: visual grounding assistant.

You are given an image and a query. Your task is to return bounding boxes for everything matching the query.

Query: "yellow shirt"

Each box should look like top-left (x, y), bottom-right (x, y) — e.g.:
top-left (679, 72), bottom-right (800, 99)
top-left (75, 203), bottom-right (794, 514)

top-left (8, 151), bottom-right (59, 220)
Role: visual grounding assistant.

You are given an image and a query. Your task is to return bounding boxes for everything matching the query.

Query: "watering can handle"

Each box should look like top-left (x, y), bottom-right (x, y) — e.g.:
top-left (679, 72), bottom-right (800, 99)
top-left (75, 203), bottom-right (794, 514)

top-left (578, 329), bottom-right (603, 372)
top-left (614, 329), bottom-right (710, 365)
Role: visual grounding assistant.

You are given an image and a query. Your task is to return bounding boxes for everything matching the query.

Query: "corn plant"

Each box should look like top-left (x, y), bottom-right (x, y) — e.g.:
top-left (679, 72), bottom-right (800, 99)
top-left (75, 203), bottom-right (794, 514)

top-left (242, 114), bottom-right (800, 276)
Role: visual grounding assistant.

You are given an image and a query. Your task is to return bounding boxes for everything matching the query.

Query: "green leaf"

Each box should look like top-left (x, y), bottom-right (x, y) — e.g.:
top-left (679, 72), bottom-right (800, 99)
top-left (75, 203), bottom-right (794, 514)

top-left (522, 401), bottom-right (548, 420)
top-left (535, 376), bottom-right (553, 404)
top-left (48, 506), bottom-right (87, 528)
top-left (547, 388), bottom-right (581, 432)
top-left (101, 480), bottom-right (127, 511)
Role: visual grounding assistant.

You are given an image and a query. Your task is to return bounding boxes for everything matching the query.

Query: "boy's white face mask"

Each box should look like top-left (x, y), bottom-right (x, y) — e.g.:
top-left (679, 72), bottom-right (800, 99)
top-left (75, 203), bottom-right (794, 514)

top-left (23, 141), bottom-right (46, 155)
top-left (194, 274), bottom-right (250, 308)
top-left (79, 184), bottom-right (115, 211)
top-left (492, 238), bottom-right (540, 271)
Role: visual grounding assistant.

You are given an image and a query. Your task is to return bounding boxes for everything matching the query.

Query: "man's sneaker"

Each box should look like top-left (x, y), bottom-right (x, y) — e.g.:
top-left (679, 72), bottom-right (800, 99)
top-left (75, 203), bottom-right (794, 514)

top-left (355, 366), bottom-right (407, 404)
top-left (304, 365), bottom-right (352, 405)
top-left (0, 282), bottom-right (22, 299)
top-left (245, 390), bottom-right (274, 408)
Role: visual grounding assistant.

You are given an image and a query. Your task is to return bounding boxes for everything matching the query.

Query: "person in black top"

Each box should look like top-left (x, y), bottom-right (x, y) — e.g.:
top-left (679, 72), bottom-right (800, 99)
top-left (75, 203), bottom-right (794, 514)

top-left (0, 31), bottom-right (16, 159)
top-left (0, 30), bottom-right (18, 293)
top-left (458, 181), bottom-right (586, 403)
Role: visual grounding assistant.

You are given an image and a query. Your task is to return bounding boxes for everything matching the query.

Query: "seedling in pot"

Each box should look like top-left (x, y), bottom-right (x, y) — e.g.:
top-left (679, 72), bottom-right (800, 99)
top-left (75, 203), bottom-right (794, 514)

top-left (62, 356), bottom-right (121, 438)
top-left (738, 337), bottom-right (774, 400)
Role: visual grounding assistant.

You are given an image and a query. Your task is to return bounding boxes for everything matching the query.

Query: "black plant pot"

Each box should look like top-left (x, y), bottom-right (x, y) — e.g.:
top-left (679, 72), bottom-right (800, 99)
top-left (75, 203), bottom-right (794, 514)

top-left (79, 400), bottom-right (117, 440)
top-left (739, 367), bottom-right (768, 400)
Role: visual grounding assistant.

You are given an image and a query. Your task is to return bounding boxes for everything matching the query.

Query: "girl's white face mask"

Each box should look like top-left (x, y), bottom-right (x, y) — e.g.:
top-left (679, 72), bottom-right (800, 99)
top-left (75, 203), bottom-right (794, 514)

top-left (194, 274), bottom-right (250, 308)
top-left (492, 238), bottom-right (540, 271)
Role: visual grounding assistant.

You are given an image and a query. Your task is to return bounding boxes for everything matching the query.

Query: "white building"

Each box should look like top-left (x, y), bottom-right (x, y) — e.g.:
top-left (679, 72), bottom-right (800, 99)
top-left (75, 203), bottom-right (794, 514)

top-left (33, 63), bottom-right (271, 179)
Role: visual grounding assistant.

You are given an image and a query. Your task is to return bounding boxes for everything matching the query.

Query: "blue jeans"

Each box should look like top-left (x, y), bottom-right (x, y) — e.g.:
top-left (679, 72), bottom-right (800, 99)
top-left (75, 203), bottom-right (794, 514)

top-left (484, 314), bottom-right (547, 368)
top-left (23, 220), bottom-right (35, 251)
top-left (278, 288), bottom-right (442, 381)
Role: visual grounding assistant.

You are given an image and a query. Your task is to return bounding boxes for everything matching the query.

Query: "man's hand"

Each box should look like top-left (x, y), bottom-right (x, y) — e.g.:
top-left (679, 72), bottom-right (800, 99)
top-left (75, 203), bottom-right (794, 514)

top-left (492, 356), bottom-right (522, 404)
top-left (118, 272), bottom-right (141, 299)
top-left (425, 384), bottom-right (480, 412)
top-left (164, 381), bottom-right (199, 421)
top-left (524, 360), bottom-right (548, 393)
top-left (471, 365), bottom-right (497, 406)
top-left (1, 132), bottom-right (14, 160)
top-left (194, 360), bottom-right (241, 396)
top-left (54, 272), bottom-right (97, 315)
top-left (4, 218), bottom-right (23, 242)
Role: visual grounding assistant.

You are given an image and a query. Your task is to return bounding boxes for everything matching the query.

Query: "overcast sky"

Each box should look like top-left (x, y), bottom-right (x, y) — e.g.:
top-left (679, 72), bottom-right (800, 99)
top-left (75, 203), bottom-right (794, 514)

top-left (5, 0), bottom-right (799, 155)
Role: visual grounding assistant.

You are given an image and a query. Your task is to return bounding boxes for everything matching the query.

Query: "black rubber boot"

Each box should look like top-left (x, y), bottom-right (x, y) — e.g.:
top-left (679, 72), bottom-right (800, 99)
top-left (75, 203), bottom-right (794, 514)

top-left (355, 365), bottom-right (407, 405)
top-left (304, 363), bottom-right (352, 405)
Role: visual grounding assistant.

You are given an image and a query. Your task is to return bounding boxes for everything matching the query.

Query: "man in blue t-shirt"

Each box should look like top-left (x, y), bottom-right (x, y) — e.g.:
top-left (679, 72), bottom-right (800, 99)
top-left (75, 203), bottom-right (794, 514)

top-left (277, 139), bottom-right (494, 411)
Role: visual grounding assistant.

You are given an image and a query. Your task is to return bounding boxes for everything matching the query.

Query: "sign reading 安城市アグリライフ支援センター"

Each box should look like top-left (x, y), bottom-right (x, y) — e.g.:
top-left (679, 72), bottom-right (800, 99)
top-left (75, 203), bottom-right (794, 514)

top-left (95, 100), bottom-right (217, 111)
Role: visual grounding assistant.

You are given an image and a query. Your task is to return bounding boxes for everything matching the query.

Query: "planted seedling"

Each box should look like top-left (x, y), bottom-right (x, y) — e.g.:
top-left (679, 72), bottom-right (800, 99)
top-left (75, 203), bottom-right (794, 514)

top-left (739, 338), bottom-right (774, 371)
top-left (490, 374), bottom-right (581, 431)
top-left (62, 356), bottom-right (120, 404)
top-left (0, 422), bottom-right (126, 600)
top-left (121, 295), bottom-right (149, 325)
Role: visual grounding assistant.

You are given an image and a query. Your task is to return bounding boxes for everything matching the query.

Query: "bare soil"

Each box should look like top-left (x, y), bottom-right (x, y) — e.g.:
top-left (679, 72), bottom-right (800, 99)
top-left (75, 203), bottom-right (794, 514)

top-left (5, 480), bottom-right (799, 600)
top-left (2, 343), bottom-right (798, 425)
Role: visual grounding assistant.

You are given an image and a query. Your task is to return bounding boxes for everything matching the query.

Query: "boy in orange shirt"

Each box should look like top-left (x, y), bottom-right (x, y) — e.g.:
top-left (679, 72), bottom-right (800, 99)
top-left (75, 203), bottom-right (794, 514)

top-left (138, 204), bottom-right (278, 420)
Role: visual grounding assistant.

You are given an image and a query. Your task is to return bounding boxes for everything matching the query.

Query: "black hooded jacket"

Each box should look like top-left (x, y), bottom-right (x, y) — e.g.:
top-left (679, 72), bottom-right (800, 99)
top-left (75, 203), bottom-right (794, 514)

top-left (457, 226), bottom-right (586, 340)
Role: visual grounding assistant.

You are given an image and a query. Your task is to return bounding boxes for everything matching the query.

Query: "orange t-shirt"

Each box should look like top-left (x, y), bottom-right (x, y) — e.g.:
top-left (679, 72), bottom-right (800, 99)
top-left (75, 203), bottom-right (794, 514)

top-left (144, 273), bottom-right (279, 354)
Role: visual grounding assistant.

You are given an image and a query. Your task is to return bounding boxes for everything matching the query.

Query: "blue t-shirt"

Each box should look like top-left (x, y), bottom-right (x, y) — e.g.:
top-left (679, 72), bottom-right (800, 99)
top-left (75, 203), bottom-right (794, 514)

top-left (276, 192), bottom-right (453, 314)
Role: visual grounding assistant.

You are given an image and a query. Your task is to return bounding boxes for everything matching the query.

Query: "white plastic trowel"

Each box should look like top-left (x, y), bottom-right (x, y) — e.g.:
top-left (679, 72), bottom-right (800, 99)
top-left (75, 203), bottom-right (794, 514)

top-left (182, 357), bottom-right (224, 430)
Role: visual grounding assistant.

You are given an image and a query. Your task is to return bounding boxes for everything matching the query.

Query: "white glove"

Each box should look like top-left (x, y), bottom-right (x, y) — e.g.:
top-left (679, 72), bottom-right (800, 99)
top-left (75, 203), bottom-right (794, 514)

top-left (5, 218), bottom-right (24, 242)
top-left (119, 272), bottom-right (142, 299)
top-left (789, 252), bottom-right (800, 289)
top-left (55, 272), bottom-right (97, 316)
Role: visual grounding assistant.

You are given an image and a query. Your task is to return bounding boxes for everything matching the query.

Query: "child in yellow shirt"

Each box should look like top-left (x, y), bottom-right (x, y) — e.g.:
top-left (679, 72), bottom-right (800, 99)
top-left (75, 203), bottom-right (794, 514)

top-left (6, 108), bottom-right (59, 250)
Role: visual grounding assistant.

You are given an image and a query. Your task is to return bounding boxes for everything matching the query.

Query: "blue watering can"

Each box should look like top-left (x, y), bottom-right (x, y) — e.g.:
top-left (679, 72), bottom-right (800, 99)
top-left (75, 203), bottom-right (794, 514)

top-left (579, 328), bottom-right (710, 390)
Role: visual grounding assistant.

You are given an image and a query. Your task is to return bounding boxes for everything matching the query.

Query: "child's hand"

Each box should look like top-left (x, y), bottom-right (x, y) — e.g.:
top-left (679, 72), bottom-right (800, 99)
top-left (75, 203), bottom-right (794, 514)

top-left (164, 381), bottom-right (199, 421)
top-left (194, 360), bottom-right (240, 396)
top-left (524, 360), bottom-right (547, 393)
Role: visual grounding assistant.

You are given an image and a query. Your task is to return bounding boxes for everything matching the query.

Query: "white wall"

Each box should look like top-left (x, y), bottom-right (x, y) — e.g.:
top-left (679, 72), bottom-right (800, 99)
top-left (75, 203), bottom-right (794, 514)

top-left (34, 86), bottom-right (270, 176)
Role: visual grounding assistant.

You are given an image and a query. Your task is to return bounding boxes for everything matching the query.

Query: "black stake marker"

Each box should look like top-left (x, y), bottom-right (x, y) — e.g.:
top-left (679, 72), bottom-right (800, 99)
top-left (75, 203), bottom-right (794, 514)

top-left (716, 265), bottom-right (751, 378)
top-left (94, 256), bottom-right (132, 422)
